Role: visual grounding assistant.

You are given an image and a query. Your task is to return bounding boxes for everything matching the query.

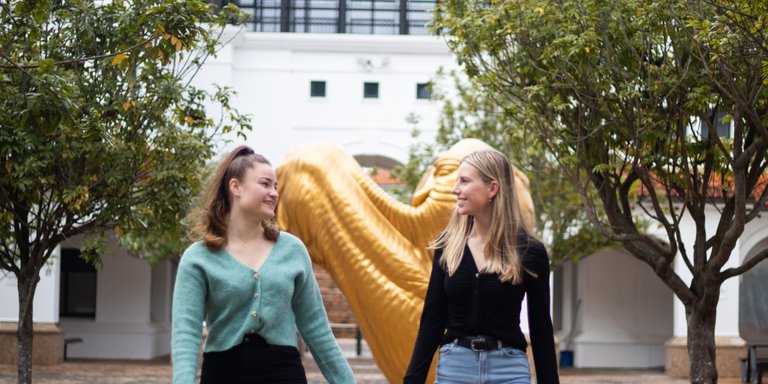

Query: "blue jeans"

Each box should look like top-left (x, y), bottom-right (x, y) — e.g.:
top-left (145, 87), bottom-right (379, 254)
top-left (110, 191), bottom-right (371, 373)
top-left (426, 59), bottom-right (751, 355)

top-left (436, 340), bottom-right (531, 384)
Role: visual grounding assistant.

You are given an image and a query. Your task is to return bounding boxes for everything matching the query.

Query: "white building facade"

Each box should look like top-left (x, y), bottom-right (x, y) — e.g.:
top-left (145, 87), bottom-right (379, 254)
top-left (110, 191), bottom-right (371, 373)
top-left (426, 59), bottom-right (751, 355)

top-left (554, 207), bottom-right (768, 375)
top-left (1, 1), bottom-right (459, 362)
top-left (200, 30), bottom-right (455, 167)
top-left (1, 1), bottom-right (766, 377)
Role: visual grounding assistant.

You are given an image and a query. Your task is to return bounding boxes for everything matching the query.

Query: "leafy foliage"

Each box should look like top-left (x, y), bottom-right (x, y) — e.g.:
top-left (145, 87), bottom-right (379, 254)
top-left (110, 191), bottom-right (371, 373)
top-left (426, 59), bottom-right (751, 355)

top-left (434, 0), bottom-right (768, 382)
top-left (0, 0), bottom-right (250, 269)
top-left (0, 1), bottom-right (251, 381)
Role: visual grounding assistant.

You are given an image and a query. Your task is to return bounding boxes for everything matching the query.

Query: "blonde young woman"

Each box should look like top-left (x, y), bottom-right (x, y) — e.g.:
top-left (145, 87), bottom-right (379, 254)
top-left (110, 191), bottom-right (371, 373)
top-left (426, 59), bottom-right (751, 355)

top-left (404, 150), bottom-right (559, 384)
top-left (171, 146), bottom-right (354, 384)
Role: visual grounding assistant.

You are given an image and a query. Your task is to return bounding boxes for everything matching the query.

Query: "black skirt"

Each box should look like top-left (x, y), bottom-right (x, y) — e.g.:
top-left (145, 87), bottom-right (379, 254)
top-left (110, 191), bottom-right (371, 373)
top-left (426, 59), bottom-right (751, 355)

top-left (200, 333), bottom-right (307, 384)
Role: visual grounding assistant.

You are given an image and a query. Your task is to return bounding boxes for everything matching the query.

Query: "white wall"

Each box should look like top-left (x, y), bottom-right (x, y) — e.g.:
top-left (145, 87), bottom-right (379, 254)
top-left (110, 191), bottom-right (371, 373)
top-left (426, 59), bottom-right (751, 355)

top-left (554, 261), bottom-right (578, 353)
top-left (739, 213), bottom-right (768, 264)
top-left (573, 248), bottom-right (673, 368)
top-left (669, 206), bottom-right (744, 338)
top-left (190, 30), bottom-right (457, 166)
top-left (60, 235), bottom-right (171, 360)
top-left (0, 249), bottom-right (60, 324)
top-left (0, 234), bottom-right (172, 359)
top-left (567, 205), bottom-right (767, 367)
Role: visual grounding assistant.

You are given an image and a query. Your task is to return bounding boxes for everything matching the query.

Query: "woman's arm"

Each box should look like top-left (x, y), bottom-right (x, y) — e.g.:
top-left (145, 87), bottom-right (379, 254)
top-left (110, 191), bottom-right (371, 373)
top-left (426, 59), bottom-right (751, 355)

top-left (171, 251), bottom-right (207, 384)
top-left (292, 243), bottom-right (355, 384)
top-left (525, 242), bottom-right (560, 384)
top-left (403, 248), bottom-right (449, 384)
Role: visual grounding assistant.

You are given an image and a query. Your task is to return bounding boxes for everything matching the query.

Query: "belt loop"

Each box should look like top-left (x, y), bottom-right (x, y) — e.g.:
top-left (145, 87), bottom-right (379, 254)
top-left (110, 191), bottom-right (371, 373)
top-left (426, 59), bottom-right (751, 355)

top-left (453, 338), bottom-right (459, 346)
top-left (497, 340), bottom-right (502, 349)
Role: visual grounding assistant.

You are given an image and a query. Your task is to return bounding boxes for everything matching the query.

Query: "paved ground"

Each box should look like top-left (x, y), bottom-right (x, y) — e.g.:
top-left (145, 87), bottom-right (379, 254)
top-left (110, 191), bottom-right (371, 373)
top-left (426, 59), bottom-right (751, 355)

top-left (0, 339), bottom-right (746, 383)
top-left (0, 359), bottom-right (748, 383)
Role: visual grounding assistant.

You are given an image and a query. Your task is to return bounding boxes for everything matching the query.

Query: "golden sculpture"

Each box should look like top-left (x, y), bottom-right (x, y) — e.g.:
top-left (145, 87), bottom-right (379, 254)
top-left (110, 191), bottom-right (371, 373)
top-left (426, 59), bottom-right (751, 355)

top-left (276, 139), bottom-right (535, 383)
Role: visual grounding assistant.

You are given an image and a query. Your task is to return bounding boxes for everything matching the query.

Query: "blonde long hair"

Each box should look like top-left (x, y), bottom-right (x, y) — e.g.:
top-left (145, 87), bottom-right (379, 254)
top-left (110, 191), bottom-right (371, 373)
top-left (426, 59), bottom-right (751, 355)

top-left (188, 145), bottom-right (280, 250)
top-left (431, 150), bottom-right (530, 284)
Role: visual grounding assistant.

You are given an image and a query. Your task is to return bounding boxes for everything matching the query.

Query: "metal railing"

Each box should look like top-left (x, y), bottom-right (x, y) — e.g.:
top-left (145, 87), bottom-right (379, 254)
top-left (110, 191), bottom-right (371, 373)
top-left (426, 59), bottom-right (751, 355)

top-left (297, 323), bottom-right (365, 357)
top-left (330, 323), bottom-right (364, 357)
top-left (210, 0), bottom-right (437, 35)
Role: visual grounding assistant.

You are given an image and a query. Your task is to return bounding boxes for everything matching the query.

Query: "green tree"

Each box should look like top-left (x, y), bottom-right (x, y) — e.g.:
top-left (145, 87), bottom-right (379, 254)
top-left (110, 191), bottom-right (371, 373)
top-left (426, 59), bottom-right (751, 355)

top-left (392, 71), bottom-right (614, 265)
top-left (434, 0), bottom-right (768, 382)
top-left (118, 158), bottom-right (219, 266)
top-left (0, 1), bottom-right (250, 383)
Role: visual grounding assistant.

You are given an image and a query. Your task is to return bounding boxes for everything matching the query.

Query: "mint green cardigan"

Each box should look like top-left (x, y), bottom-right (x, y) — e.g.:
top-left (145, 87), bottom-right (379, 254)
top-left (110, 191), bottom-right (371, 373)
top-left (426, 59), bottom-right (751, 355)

top-left (171, 232), bottom-right (354, 383)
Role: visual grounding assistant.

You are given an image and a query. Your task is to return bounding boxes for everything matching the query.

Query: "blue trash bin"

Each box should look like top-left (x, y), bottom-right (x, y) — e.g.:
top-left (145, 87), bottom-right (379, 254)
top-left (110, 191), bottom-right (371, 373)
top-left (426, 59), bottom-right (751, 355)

top-left (560, 350), bottom-right (573, 367)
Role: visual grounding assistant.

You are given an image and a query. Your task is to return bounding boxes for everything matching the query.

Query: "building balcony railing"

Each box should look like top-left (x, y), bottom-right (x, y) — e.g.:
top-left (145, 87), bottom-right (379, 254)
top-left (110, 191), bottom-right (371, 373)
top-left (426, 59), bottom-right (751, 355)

top-left (209, 0), bottom-right (438, 35)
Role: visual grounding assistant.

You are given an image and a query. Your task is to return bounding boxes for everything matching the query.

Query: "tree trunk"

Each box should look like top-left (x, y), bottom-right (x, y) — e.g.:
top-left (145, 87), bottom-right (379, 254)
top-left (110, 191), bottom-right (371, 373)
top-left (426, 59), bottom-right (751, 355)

top-left (16, 268), bottom-right (38, 384)
top-left (687, 301), bottom-right (719, 384)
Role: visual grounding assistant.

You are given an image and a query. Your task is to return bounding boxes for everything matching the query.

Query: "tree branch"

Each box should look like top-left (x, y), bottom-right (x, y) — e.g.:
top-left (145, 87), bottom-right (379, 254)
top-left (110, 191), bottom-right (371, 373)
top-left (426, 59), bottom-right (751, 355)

top-left (721, 248), bottom-right (768, 280)
top-left (0, 38), bottom-right (153, 69)
top-left (746, 176), bottom-right (768, 221)
top-left (0, 249), bottom-right (20, 275)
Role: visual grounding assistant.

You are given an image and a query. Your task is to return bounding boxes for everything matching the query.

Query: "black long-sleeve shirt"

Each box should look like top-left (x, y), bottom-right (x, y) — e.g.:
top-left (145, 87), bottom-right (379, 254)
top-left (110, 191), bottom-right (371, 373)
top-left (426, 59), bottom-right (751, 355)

top-left (403, 236), bottom-right (560, 384)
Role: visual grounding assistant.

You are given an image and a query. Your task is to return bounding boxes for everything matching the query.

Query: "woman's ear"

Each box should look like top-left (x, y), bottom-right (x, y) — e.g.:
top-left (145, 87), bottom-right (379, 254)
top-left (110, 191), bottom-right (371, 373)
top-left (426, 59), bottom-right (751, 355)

top-left (489, 180), bottom-right (499, 199)
top-left (228, 178), bottom-right (241, 197)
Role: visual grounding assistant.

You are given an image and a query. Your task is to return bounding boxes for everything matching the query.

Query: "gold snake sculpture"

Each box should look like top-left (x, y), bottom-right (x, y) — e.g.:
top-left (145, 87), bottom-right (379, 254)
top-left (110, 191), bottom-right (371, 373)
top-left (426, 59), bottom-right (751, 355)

top-left (276, 139), bottom-right (535, 382)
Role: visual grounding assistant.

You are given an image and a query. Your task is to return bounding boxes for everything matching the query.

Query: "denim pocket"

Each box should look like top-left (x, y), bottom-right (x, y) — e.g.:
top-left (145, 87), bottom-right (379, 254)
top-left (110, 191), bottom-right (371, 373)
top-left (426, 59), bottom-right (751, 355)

top-left (500, 346), bottom-right (526, 358)
top-left (438, 342), bottom-right (456, 355)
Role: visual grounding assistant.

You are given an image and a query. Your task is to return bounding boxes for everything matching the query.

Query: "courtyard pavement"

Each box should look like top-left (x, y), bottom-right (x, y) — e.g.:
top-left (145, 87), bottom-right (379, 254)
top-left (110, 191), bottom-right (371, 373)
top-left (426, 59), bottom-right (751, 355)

top-left (0, 359), bottom-right (747, 383)
top-left (0, 339), bottom-right (746, 383)
top-left (0, 361), bottom-right (749, 383)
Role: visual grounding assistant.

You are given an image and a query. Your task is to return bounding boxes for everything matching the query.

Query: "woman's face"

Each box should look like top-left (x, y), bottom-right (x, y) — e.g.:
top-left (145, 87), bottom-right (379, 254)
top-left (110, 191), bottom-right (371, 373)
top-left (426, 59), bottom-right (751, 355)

top-left (231, 162), bottom-right (279, 221)
top-left (452, 162), bottom-right (495, 217)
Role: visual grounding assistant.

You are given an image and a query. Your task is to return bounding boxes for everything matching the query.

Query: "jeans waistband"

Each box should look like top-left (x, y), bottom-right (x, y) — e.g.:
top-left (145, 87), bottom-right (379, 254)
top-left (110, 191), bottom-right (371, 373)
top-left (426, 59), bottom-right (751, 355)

top-left (454, 335), bottom-right (511, 351)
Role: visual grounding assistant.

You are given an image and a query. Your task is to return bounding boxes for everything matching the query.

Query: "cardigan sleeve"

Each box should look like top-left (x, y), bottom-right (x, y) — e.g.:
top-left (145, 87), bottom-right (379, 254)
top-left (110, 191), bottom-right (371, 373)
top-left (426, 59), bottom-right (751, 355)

top-left (171, 249), bottom-right (207, 384)
top-left (291, 242), bottom-right (355, 384)
top-left (403, 247), bottom-right (448, 384)
top-left (524, 241), bottom-right (560, 384)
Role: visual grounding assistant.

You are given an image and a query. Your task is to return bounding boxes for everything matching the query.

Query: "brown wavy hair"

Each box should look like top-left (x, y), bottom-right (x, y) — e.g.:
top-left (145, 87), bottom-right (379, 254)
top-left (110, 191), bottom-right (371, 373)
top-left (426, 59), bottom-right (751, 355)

top-left (188, 145), bottom-right (280, 250)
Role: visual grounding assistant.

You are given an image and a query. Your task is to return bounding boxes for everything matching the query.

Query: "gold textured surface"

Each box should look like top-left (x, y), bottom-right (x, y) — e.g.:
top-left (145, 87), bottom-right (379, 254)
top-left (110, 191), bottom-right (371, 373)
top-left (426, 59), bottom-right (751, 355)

top-left (276, 139), bottom-right (534, 382)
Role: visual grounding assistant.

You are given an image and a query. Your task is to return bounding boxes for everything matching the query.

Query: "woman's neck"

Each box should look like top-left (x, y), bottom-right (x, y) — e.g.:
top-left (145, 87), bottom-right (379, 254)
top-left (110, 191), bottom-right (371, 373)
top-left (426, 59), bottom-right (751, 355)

top-left (227, 211), bottom-right (266, 245)
top-left (470, 214), bottom-right (491, 241)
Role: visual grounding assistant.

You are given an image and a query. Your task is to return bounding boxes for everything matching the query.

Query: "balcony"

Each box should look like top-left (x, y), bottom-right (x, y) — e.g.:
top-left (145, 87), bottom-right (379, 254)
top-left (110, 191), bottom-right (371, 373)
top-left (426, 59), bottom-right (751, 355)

top-left (209, 0), bottom-right (439, 35)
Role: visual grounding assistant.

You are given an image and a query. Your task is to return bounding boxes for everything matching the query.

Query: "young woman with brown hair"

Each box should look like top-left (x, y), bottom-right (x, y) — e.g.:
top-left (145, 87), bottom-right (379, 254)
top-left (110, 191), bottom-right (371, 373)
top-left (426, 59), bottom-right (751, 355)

top-left (171, 145), bottom-right (354, 383)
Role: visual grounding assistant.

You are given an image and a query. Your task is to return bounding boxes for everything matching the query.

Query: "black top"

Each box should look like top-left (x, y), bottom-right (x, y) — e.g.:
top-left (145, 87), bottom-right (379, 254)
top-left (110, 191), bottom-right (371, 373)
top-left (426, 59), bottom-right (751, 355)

top-left (403, 235), bottom-right (560, 384)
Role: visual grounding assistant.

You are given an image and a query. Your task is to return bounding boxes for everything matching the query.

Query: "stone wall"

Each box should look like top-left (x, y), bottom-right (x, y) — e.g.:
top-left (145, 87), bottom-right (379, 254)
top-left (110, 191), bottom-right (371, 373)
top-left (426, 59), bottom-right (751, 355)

top-left (665, 336), bottom-right (747, 378)
top-left (0, 322), bottom-right (62, 365)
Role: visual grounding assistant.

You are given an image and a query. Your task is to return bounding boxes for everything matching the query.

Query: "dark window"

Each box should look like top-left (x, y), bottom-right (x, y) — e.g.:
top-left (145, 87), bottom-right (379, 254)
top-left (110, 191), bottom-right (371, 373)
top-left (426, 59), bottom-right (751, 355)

top-left (701, 110), bottom-right (731, 139)
top-left (310, 81), bottom-right (327, 97)
top-left (59, 248), bottom-right (97, 318)
top-left (416, 83), bottom-right (431, 100)
top-left (364, 82), bottom-right (379, 99)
